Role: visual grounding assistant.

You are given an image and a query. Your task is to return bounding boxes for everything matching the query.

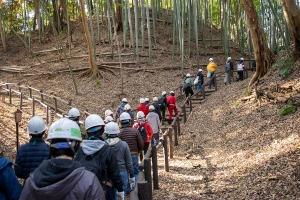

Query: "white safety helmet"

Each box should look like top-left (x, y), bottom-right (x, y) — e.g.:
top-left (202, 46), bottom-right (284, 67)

top-left (240, 58), bottom-right (244, 61)
top-left (47, 118), bottom-right (82, 142)
top-left (85, 114), bottom-right (105, 131)
top-left (124, 104), bottom-right (131, 111)
top-left (149, 105), bottom-right (155, 111)
top-left (122, 98), bottom-right (128, 103)
top-left (209, 58), bottom-right (213, 62)
top-left (68, 108), bottom-right (80, 119)
top-left (186, 73), bottom-right (190, 77)
top-left (140, 98), bottom-right (145, 103)
top-left (137, 111), bottom-right (145, 119)
top-left (170, 91), bottom-right (175, 94)
top-left (227, 57), bottom-right (232, 61)
top-left (105, 109), bottom-right (113, 117)
top-left (153, 97), bottom-right (158, 102)
top-left (105, 122), bottom-right (120, 135)
top-left (105, 116), bottom-right (114, 123)
top-left (145, 98), bottom-right (149, 102)
top-left (120, 112), bottom-right (131, 121)
top-left (27, 116), bottom-right (47, 135)
top-left (162, 91), bottom-right (167, 95)
top-left (198, 69), bottom-right (203, 72)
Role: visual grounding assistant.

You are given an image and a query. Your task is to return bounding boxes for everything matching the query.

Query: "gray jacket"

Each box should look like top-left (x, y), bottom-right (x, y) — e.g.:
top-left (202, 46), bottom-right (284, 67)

top-left (146, 112), bottom-right (161, 133)
top-left (19, 159), bottom-right (105, 200)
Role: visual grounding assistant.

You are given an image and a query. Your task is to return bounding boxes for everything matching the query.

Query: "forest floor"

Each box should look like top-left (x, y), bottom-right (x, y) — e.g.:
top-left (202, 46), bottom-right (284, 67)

top-left (1, 17), bottom-right (300, 199)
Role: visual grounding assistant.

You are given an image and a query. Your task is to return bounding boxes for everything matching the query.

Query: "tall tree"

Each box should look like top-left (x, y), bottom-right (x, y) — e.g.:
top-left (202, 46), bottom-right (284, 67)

top-left (115, 0), bottom-right (123, 31)
top-left (280, 0), bottom-right (300, 61)
top-left (0, 0), bottom-right (6, 53)
top-left (241, 0), bottom-right (274, 86)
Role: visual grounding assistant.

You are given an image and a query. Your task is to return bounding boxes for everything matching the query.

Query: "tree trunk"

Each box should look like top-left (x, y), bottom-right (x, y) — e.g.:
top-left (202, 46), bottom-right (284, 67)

top-left (0, 2), bottom-right (6, 52)
top-left (241, 0), bottom-right (273, 86)
top-left (115, 0), bottom-right (123, 31)
top-left (79, 0), bottom-right (98, 77)
top-left (280, 0), bottom-right (300, 61)
top-left (60, 0), bottom-right (68, 24)
top-left (34, 0), bottom-right (41, 31)
top-left (52, 0), bottom-right (60, 31)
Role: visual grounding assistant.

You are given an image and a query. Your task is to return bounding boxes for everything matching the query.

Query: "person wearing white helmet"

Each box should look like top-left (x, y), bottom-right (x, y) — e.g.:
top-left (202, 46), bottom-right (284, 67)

top-left (15, 116), bottom-right (50, 180)
top-left (151, 97), bottom-right (162, 121)
top-left (146, 105), bottom-right (161, 146)
top-left (195, 69), bottom-right (204, 91)
top-left (207, 57), bottom-right (218, 88)
top-left (166, 91), bottom-right (178, 124)
top-left (133, 111), bottom-right (153, 161)
top-left (158, 91), bottom-right (168, 120)
top-left (20, 118), bottom-right (105, 200)
top-left (183, 73), bottom-right (194, 106)
top-left (124, 104), bottom-right (135, 126)
top-left (74, 114), bottom-right (124, 200)
top-left (104, 122), bottom-right (135, 195)
top-left (68, 107), bottom-right (87, 139)
top-left (105, 116), bottom-right (114, 123)
top-left (137, 98), bottom-right (149, 117)
top-left (237, 58), bottom-right (245, 81)
top-left (105, 109), bottom-right (114, 118)
top-left (119, 112), bottom-right (144, 185)
top-left (114, 98), bottom-right (128, 122)
top-left (144, 97), bottom-right (150, 108)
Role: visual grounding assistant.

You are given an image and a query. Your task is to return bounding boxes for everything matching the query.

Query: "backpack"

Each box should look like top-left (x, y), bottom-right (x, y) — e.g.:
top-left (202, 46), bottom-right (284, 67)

top-left (183, 82), bottom-right (190, 91)
top-left (158, 97), bottom-right (165, 109)
top-left (137, 123), bottom-right (147, 142)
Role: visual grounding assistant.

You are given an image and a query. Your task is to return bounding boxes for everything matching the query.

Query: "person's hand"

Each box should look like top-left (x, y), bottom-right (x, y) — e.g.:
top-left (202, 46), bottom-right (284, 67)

top-left (116, 191), bottom-right (125, 200)
top-left (129, 177), bottom-right (136, 190)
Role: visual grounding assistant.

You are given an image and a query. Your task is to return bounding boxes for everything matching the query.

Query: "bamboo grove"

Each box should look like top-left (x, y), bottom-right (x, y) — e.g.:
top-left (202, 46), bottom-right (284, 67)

top-left (0, 0), bottom-right (299, 78)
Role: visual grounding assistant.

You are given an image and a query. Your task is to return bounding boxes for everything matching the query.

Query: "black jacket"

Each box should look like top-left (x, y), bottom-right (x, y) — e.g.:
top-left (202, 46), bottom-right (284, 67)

top-left (152, 103), bottom-right (162, 121)
top-left (196, 72), bottom-right (204, 85)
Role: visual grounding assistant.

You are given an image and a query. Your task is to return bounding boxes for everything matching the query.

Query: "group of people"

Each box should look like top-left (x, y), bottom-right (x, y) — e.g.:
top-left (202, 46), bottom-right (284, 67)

top-left (1, 90), bottom-right (182, 200)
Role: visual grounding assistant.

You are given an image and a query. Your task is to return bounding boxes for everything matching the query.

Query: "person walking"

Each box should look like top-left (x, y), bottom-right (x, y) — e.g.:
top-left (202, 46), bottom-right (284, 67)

top-left (206, 58), bottom-right (218, 88)
top-left (224, 57), bottom-right (233, 85)
top-left (105, 109), bottom-right (114, 118)
top-left (14, 116), bottom-right (50, 181)
top-left (144, 98), bottom-right (150, 108)
top-left (182, 73), bottom-right (194, 106)
top-left (68, 107), bottom-right (87, 139)
top-left (146, 105), bottom-right (161, 146)
top-left (158, 91), bottom-right (168, 121)
top-left (115, 98), bottom-right (128, 122)
top-left (20, 118), bottom-right (105, 200)
top-left (166, 91), bottom-right (178, 125)
top-left (74, 114), bottom-right (124, 200)
top-left (0, 156), bottom-right (22, 200)
top-left (133, 111), bottom-right (153, 161)
top-left (104, 122), bottom-right (135, 196)
top-left (137, 98), bottom-right (149, 117)
top-left (195, 69), bottom-right (204, 91)
top-left (124, 104), bottom-right (135, 127)
top-left (237, 58), bottom-right (245, 81)
top-left (152, 97), bottom-right (162, 121)
top-left (118, 112), bottom-right (144, 185)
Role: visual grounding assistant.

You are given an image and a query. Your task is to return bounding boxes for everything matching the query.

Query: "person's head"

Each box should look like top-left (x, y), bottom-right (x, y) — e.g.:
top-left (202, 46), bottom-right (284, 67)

top-left (104, 109), bottom-right (113, 117)
top-left (144, 98), bottom-right (149, 103)
top-left (162, 91), bottom-right (167, 96)
top-left (140, 98), bottom-right (145, 104)
top-left (209, 58), bottom-right (213, 62)
top-left (227, 57), bottom-right (231, 62)
top-left (124, 104), bottom-right (131, 111)
top-left (104, 122), bottom-right (120, 139)
top-left (85, 114), bottom-right (105, 140)
top-left (149, 105), bottom-right (155, 112)
top-left (105, 116), bottom-right (114, 124)
top-left (68, 108), bottom-right (80, 122)
top-left (198, 69), bottom-right (203, 73)
top-left (170, 91), bottom-right (175, 96)
top-left (153, 97), bottom-right (158, 102)
top-left (47, 118), bottom-right (82, 159)
top-left (240, 58), bottom-right (244, 62)
top-left (186, 73), bottom-right (191, 78)
top-left (120, 112), bottom-right (131, 126)
top-left (137, 111), bottom-right (145, 121)
top-left (122, 98), bottom-right (128, 104)
top-left (27, 116), bottom-right (47, 137)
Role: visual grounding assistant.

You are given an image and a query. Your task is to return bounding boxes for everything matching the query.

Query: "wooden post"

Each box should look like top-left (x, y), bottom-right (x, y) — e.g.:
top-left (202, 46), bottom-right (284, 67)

top-left (168, 128), bottom-right (173, 159)
top-left (189, 97), bottom-right (192, 112)
top-left (144, 158), bottom-right (152, 199)
top-left (18, 82), bottom-right (21, 92)
top-left (53, 94), bottom-right (58, 113)
top-left (202, 85), bottom-right (206, 99)
top-left (40, 90), bottom-right (44, 102)
top-left (68, 99), bottom-right (72, 107)
top-left (152, 146), bottom-right (159, 189)
top-left (183, 105), bottom-right (187, 124)
top-left (32, 97), bottom-right (35, 116)
top-left (177, 118), bottom-right (181, 136)
top-left (138, 181), bottom-right (150, 200)
top-left (29, 85), bottom-right (32, 98)
top-left (19, 93), bottom-right (23, 110)
top-left (174, 121), bottom-right (178, 146)
top-left (214, 75), bottom-right (218, 91)
top-left (6, 84), bottom-right (9, 96)
top-left (163, 134), bottom-right (169, 172)
top-left (9, 88), bottom-right (12, 104)
top-left (46, 106), bottom-right (49, 125)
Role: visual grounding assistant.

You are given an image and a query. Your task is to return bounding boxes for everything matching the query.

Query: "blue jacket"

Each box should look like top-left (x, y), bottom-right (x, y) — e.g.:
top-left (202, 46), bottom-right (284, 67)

top-left (14, 137), bottom-right (50, 179)
top-left (0, 157), bottom-right (22, 200)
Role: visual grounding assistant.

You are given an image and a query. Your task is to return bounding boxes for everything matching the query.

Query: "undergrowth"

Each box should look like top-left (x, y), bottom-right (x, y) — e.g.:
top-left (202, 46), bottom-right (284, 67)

top-left (272, 50), bottom-right (293, 77)
top-left (278, 101), bottom-right (300, 116)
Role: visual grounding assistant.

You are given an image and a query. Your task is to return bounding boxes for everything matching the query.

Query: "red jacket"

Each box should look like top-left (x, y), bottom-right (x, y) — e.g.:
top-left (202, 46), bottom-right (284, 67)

top-left (167, 95), bottom-right (176, 105)
top-left (137, 104), bottom-right (149, 116)
top-left (133, 121), bottom-right (153, 143)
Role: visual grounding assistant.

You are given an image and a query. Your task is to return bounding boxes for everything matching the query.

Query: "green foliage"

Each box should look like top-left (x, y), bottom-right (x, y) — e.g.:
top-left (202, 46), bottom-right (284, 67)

top-left (272, 51), bottom-right (293, 77)
top-left (277, 103), bottom-right (296, 116)
top-left (95, 82), bottom-right (101, 87)
top-left (235, 102), bottom-right (239, 107)
top-left (244, 87), bottom-right (250, 96)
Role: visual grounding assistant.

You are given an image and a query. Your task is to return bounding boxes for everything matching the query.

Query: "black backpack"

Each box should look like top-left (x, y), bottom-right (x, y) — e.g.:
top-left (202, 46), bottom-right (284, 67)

top-left (158, 97), bottom-right (165, 109)
top-left (137, 123), bottom-right (147, 142)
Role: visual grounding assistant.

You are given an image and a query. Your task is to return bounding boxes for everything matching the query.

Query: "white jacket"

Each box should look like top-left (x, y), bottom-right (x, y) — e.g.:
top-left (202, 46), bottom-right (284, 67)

top-left (146, 112), bottom-right (161, 133)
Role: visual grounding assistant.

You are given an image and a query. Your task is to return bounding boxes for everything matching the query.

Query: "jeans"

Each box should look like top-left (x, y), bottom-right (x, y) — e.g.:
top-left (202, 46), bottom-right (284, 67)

top-left (209, 72), bottom-right (215, 87)
top-left (224, 72), bottom-right (229, 83)
top-left (197, 82), bottom-right (202, 91)
top-left (102, 184), bottom-right (114, 200)
top-left (114, 170), bottom-right (130, 198)
top-left (131, 154), bottom-right (139, 183)
top-left (151, 132), bottom-right (159, 146)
